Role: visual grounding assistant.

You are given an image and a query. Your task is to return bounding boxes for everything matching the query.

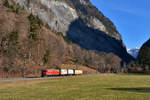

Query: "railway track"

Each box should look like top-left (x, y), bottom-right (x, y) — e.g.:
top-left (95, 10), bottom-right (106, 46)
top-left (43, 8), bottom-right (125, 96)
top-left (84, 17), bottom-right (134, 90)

top-left (0, 74), bottom-right (97, 83)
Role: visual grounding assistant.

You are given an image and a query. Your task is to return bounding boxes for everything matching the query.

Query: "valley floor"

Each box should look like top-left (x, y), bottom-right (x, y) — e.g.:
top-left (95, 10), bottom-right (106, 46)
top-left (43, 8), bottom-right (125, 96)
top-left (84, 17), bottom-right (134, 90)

top-left (0, 74), bottom-right (150, 100)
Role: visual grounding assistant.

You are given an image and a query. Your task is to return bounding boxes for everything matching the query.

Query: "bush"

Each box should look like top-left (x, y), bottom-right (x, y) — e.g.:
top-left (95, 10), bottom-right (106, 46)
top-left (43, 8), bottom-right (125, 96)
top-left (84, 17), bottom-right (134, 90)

top-left (9, 31), bottom-right (19, 47)
top-left (12, 4), bottom-right (21, 14)
top-left (45, 23), bottom-right (51, 30)
top-left (3, 0), bottom-right (10, 8)
top-left (43, 50), bottom-right (51, 64)
top-left (36, 16), bottom-right (43, 28)
top-left (63, 36), bottom-right (72, 44)
top-left (56, 32), bottom-right (63, 36)
top-left (3, 0), bottom-right (22, 14)
top-left (55, 32), bottom-right (72, 44)
top-left (28, 14), bottom-right (43, 29)
top-left (28, 32), bottom-right (38, 41)
top-left (28, 14), bottom-right (43, 40)
top-left (7, 31), bottom-right (19, 65)
top-left (128, 67), bottom-right (143, 73)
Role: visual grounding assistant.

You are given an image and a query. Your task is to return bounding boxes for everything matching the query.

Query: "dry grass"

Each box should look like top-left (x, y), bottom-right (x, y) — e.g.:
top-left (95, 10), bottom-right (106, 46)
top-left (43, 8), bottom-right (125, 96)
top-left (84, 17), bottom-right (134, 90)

top-left (78, 65), bottom-right (99, 74)
top-left (0, 74), bottom-right (150, 100)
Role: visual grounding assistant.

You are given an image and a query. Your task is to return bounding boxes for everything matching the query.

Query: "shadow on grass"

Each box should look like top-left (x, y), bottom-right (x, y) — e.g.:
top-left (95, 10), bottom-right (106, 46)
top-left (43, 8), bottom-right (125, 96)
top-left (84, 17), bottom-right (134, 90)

top-left (122, 73), bottom-right (150, 76)
top-left (109, 87), bottom-right (150, 93)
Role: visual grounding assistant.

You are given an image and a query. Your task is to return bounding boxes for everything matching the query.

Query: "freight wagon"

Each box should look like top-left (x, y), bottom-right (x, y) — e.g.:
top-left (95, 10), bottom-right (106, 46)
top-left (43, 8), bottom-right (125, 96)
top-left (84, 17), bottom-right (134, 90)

top-left (67, 69), bottom-right (74, 75)
top-left (75, 70), bottom-right (83, 75)
top-left (41, 69), bottom-right (83, 77)
top-left (61, 69), bottom-right (68, 76)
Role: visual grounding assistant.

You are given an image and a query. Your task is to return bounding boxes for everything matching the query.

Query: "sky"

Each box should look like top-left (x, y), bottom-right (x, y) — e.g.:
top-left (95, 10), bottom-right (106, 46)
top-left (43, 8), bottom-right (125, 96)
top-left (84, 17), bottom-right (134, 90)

top-left (91, 0), bottom-right (150, 49)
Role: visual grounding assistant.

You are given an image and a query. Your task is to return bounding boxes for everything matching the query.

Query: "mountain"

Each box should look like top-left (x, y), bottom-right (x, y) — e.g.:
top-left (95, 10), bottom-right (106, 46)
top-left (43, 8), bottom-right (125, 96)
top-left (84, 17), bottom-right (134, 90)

top-left (138, 39), bottom-right (150, 66)
top-left (13, 0), bottom-right (133, 61)
top-left (127, 48), bottom-right (139, 59)
top-left (0, 0), bottom-right (133, 73)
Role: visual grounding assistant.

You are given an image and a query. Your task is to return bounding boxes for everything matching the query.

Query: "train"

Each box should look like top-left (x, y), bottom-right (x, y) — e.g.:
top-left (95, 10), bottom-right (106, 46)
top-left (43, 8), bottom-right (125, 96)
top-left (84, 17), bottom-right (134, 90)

top-left (41, 69), bottom-right (83, 77)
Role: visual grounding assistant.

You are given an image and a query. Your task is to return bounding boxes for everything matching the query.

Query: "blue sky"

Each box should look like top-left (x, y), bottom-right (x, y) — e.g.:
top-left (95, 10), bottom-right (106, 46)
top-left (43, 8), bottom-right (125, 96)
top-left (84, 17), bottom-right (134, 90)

top-left (91, 0), bottom-right (150, 49)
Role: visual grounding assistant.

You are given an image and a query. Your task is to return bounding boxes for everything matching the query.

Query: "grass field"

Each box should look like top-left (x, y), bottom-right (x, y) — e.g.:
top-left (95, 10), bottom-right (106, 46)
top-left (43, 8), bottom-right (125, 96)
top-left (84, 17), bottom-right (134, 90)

top-left (0, 74), bottom-right (150, 100)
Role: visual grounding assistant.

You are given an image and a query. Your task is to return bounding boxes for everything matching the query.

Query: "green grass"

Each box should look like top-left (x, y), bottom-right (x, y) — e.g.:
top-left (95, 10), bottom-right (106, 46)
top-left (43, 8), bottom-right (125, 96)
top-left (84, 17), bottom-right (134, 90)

top-left (0, 74), bottom-right (150, 100)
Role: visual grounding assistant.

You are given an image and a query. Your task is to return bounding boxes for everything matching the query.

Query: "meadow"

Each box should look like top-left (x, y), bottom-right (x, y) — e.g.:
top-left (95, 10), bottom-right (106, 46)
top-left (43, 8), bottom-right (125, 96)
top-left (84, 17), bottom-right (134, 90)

top-left (0, 74), bottom-right (150, 100)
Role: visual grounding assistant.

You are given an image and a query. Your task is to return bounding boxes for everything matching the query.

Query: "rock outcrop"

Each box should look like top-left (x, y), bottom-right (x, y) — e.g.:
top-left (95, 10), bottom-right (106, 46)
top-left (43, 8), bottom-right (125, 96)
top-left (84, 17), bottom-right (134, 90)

top-left (11, 0), bottom-right (132, 63)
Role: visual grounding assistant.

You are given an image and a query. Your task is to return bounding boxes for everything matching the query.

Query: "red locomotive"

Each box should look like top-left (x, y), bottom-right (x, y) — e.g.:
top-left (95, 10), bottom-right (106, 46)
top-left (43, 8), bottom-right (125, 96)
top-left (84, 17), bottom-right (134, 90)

top-left (41, 69), bottom-right (60, 77)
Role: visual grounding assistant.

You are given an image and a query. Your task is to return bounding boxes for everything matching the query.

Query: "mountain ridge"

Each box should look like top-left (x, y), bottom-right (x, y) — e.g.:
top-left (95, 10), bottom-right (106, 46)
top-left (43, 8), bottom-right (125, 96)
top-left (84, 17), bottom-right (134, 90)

top-left (127, 48), bottom-right (139, 59)
top-left (138, 39), bottom-right (150, 66)
top-left (0, 0), bottom-right (133, 73)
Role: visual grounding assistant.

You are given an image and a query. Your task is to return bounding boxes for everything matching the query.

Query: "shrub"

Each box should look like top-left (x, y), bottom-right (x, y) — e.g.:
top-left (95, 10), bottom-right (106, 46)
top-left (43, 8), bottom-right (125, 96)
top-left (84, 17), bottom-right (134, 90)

top-left (63, 36), bottom-right (72, 44)
top-left (43, 50), bottom-right (51, 64)
top-left (12, 4), bottom-right (21, 14)
top-left (28, 14), bottom-right (43, 29)
top-left (3, 0), bottom-right (22, 14)
top-left (55, 32), bottom-right (72, 44)
top-left (36, 16), bottom-right (43, 28)
top-left (45, 23), bottom-right (51, 30)
top-left (7, 31), bottom-right (19, 65)
top-left (9, 31), bottom-right (19, 47)
top-left (28, 14), bottom-right (43, 40)
top-left (28, 32), bottom-right (38, 41)
top-left (3, 0), bottom-right (10, 8)
top-left (56, 32), bottom-right (63, 36)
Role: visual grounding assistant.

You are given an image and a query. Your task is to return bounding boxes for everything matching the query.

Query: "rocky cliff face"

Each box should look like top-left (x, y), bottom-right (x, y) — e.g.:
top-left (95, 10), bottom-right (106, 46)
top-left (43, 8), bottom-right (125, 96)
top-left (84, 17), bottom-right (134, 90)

top-left (138, 39), bottom-right (150, 66)
top-left (0, 0), bottom-right (133, 74)
top-left (12, 0), bottom-right (121, 39)
top-left (11, 0), bottom-right (132, 62)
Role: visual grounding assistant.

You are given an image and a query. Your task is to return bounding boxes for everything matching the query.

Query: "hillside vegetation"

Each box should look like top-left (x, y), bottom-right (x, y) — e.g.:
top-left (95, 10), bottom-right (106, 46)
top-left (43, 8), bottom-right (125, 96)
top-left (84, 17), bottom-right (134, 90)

top-left (138, 39), bottom-right (150, 68)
